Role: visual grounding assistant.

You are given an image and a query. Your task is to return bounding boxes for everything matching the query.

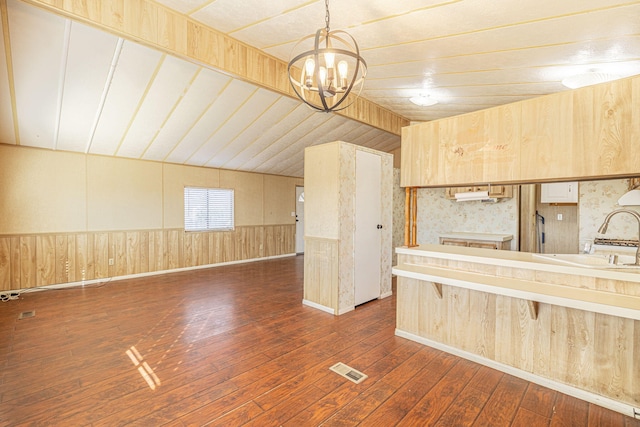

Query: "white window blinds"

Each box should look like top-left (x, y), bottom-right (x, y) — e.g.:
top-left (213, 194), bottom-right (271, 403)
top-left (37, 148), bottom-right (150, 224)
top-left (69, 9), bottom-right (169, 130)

top-left (184, 187), bottom-right (234, 231)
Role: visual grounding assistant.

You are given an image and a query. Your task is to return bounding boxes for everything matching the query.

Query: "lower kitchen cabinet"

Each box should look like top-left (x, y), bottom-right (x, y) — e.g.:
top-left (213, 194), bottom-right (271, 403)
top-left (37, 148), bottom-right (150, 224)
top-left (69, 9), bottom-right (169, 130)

top-left (439, 232), bottom-right (513, 250)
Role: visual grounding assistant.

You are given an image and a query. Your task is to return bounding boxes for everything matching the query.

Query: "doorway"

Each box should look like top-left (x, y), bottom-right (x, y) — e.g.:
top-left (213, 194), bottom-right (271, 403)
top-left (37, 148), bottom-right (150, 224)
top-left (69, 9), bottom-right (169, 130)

top-left (295, 186), bottom-right (304, 254)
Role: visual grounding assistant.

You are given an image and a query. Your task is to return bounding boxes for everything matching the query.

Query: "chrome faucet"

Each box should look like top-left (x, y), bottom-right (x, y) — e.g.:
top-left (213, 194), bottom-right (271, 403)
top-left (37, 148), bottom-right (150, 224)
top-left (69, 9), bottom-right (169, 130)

top-left (597, 208), bottom-right (640, 266)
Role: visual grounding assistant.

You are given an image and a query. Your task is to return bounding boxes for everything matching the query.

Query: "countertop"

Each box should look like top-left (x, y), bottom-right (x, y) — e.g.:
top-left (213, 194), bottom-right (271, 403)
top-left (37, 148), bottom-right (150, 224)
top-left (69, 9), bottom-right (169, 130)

top-left (439, 232), bottom-right (513, 242)
top-left (396, 244), bottom-right (640, 283)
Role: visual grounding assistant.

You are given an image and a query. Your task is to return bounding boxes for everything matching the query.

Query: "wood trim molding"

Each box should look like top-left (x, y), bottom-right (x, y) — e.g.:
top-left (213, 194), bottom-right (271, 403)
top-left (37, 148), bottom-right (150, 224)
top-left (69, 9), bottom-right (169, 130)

top-left (22, 0), bottom-right (409, 136)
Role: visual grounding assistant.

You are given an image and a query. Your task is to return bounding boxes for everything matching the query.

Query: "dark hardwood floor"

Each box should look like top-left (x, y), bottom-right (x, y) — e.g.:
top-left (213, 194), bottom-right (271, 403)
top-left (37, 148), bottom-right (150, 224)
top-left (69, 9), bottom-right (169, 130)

top-left (1, 255), bottom-right (638, 426)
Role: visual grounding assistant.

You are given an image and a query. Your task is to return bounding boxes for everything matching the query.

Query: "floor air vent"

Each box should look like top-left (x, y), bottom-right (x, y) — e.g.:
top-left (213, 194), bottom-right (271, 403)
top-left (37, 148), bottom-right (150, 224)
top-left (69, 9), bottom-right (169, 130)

top-left (330, 362), bottom-right (368, 384)
top-left (18, 311), bottom-right (35, 320)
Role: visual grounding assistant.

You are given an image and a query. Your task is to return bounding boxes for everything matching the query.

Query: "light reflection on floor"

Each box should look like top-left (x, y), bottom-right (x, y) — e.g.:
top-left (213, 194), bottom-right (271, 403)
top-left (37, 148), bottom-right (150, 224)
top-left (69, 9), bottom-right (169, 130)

top-left (122, 282), bottom-right (250, 390)
top-left (123, 294), bottom-right (231, 388)
top-left (125, 345), bottom-right (161, 390)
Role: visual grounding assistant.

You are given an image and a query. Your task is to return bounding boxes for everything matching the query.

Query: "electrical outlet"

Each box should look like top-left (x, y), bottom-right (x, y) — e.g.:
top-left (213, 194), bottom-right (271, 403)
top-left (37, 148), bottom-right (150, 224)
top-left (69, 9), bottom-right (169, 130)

top-left (557, 214), bottom-right (563, 221)
top-left (109, 258), bottom-right (114, 266)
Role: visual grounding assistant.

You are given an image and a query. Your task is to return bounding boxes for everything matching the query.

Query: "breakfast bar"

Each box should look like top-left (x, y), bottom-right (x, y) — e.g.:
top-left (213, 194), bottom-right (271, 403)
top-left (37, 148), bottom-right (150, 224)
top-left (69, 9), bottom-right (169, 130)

top-left (393, 244), bottom-right (640, 418)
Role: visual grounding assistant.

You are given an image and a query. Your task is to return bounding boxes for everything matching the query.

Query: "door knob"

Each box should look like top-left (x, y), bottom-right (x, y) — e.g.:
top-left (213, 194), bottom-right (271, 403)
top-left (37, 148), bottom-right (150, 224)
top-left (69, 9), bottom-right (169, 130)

top-left (377, 224), bottom-right (383, 229)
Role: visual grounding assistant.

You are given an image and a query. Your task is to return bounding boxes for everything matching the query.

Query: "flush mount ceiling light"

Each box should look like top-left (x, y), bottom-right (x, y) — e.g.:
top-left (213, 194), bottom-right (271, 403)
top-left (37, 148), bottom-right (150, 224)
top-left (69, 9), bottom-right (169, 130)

top-left (409, 95), bottom-right (438, 107)
top-left (287, 0), bottom-right (367, 113)
top-left (561, 72), bottom-right (622, 89)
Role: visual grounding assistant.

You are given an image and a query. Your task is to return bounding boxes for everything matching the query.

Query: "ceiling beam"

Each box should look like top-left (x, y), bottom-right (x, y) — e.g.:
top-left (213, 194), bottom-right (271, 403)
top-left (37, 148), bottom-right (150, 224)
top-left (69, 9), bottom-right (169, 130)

top-left (22, 0), bottom-right (409, 136)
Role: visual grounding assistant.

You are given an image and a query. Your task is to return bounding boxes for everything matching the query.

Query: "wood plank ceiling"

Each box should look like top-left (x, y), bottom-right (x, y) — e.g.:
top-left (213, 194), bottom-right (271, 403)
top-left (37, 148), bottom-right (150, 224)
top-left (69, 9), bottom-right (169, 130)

top-left (1, 0), bottom-right (639, 178)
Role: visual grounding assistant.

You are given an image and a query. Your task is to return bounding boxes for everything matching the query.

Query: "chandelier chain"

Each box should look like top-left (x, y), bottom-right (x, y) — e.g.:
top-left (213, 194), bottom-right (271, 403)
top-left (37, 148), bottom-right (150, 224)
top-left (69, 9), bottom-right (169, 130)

top-left (324, 0), bottom-right (330, 33)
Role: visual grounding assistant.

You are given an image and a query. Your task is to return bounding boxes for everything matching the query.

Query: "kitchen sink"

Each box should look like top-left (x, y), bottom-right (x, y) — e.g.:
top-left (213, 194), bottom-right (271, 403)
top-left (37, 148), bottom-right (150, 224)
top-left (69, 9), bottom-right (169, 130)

top-left (532, 253), bottom-right (639, 269)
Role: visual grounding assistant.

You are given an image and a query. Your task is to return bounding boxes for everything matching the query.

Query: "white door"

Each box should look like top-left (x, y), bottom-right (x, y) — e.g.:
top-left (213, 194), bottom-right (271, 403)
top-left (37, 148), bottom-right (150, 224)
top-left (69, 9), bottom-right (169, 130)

top-left (295, 186), bottom-right (305, 254)
top-left (354, 150), bottom-right (381, 306)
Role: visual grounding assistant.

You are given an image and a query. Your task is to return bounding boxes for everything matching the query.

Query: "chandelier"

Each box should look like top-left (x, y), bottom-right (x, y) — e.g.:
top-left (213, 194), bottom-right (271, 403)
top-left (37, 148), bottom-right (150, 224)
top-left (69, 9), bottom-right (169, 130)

top-left (287, 0), bottom-right (367, 113)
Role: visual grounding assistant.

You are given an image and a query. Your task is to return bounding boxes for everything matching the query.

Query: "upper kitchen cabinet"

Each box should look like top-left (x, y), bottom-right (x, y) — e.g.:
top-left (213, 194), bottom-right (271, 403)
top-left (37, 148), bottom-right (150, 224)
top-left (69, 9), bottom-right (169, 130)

top-left (400, 121), bottom-right (440, 187)
top-left (401, 74), bottom-right (640, 187)
top-left (402, 103), bottom-right (520, 187)
top-left (540, 181), bottom-right (578, 203)
top-left (521, 77), bottom-right (635, 181)
top-left (580, 78), bottom-right (636, 177)
top-left (484, 103), bottom-right (521, 183)
top-left (440, 104), bottom-right (521, 186)
top-left (438, 111), bottom-right (485, 186)
top-left (520, 91), bottom-right (573, 180)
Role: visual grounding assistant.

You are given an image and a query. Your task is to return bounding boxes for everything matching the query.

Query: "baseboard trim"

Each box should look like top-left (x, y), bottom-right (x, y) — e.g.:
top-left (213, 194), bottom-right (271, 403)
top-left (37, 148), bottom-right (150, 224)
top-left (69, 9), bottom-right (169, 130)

top-left (15, 253), bottom-right (297, 294)
top-left (338, 306), bottom-right (354, 315)
top-left (302, 299), bottom-right (335, 315)
top-left (395, 329), bottom-right (636, 419)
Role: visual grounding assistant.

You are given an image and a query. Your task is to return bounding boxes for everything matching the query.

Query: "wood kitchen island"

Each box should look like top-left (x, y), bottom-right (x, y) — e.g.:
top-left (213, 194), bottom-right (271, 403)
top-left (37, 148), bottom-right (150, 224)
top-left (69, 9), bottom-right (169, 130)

top-left (393, 244), bottom-right (640, 418)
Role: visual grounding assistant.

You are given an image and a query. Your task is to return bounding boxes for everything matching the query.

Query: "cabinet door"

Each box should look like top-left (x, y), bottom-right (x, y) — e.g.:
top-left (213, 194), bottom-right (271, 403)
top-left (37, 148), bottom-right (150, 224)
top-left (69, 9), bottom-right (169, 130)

top-left (468, 241), bottom-right (499, 250)
top-left (447, 185), bottom-right (513, 199)
top-left (483, 103), bottom-right (521, 182)
top-left (575, 78), bottom-right (635, 177)
top-left (401, 122), bottom-right (440, 187)
top-left (485, 185), bottom-right (513, 198)
top-left (440, 238), bottom-right (469, 247)
top-left (439, 112), bottom-right (485, 186)
top-left (540, 182), bottom-right (578, 203)
top-left (520, 91), bottom-right (573, 180)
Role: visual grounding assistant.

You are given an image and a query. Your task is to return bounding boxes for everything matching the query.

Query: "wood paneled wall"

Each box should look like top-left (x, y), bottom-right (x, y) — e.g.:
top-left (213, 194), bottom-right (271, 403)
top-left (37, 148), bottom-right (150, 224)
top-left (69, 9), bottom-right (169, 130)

top-left (396, 252), bottom-right (640, 410)
top-left (303, 237), bottom-right (339, 314)
top-left (0, 225), bottom-right (295, 291)
top-left (0, 144), bottom-right (301, 291)
top-left (397, 276), bottom-right (640, 408)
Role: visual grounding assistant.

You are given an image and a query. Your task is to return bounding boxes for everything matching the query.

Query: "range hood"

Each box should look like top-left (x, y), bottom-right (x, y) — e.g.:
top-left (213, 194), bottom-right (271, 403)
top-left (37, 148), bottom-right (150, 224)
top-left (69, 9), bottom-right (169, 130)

top-left (618, 189), bottom-right (640, 206)
top-left (454, 190), bottom-right (496, 203)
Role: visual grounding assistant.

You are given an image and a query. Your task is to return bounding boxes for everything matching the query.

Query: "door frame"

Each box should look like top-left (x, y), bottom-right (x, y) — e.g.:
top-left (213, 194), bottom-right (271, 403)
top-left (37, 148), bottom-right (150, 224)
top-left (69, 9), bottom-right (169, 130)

top-left (295, 185), bottom-right (304, 254)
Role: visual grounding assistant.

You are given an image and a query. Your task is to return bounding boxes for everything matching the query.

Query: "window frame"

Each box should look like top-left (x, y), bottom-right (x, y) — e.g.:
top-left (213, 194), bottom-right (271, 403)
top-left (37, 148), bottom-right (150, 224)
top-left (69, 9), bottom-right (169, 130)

top-left (183, 186), bottom-right (235, 232)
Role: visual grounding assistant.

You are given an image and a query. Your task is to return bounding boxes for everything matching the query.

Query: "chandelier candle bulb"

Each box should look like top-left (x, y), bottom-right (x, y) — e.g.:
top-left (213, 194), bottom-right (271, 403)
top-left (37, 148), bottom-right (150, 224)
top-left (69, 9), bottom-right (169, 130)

top-left (338, 60), bottom-right (348, 88)
top-left (325, 52), bottom-right (335, 69)
top-left (304, 58), bottom-right (315, 87)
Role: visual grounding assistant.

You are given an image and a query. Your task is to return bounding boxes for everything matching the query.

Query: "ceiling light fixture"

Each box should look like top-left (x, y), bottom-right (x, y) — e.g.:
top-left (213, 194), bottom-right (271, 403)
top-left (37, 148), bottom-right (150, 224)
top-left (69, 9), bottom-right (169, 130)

top-left (287, 0), bottom-right (367, 113)
top-left (561, 72), bottom-right (622, 89)
top-left (410, 95), bottom-right (438, 107)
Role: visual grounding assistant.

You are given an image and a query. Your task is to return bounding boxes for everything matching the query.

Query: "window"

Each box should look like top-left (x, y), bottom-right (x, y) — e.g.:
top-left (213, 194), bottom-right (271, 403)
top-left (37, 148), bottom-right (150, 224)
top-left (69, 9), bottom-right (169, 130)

top-left (184, 187), bottom-right (234, 231)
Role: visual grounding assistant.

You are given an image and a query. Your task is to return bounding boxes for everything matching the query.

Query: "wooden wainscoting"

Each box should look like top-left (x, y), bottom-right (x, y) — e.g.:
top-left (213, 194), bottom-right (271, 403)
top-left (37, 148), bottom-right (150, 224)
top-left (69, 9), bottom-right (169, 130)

top-left (303, 237), bottom-right (339, 314)
top-left (0, 225), bottom-right (295, 291)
